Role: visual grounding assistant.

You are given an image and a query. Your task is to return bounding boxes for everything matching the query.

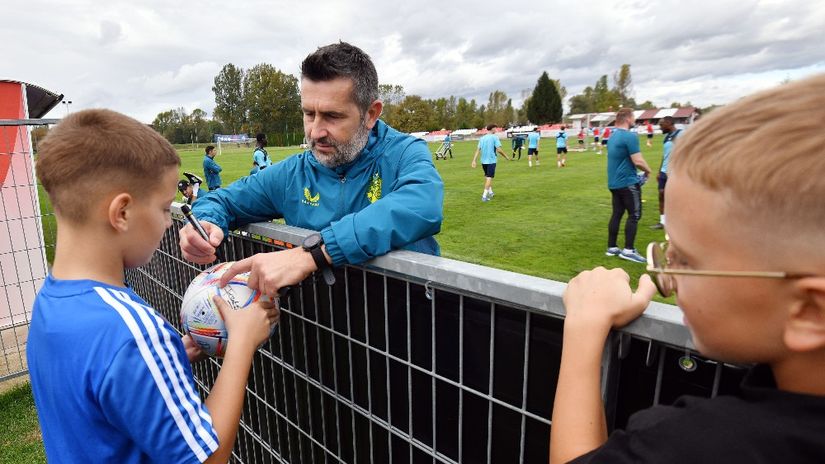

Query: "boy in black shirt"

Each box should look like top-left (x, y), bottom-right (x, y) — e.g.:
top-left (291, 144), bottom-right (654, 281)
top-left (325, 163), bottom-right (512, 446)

top-left (550, 74), bottom-right (825, 463)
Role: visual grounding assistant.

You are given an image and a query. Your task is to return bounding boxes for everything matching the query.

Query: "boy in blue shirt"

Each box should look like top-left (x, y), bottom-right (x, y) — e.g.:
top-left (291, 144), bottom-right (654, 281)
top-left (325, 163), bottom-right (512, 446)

top-left (551, 74), bottom-right (825, 463)
top-left (28, 109), bottom-right (279, 463)
top-left (202, 145), bottom-right (222, 191)
top-left (471, 124), bottom-right (511, 201)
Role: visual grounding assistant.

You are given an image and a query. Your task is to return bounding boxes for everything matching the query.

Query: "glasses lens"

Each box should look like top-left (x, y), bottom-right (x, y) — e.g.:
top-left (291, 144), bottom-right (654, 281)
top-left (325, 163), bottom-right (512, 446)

top-left (648, 242), bottom-right (674, 297)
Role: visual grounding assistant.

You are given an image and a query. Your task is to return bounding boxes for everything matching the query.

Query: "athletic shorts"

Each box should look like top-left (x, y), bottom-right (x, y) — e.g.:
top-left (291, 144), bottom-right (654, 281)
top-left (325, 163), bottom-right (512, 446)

top-left (528, 148), bottom-right (539, 155)
top-left (647, 133), bottom-right (654, 139)
top-left (657, 171), bottom-right (668, 190)
top-left (482, 163), bottom-right (496, 178)
top-left (557, 147), bottom-right (568, 154)
top-left (601, 139), bottom-right (608, 145)
top-left (594, 137), bottom-right (600, 143)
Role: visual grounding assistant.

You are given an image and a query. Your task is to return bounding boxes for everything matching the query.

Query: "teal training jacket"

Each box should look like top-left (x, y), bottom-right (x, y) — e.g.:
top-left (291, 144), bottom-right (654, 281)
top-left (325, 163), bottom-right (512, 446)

top-left (192, 120), bottom-right (444, 266)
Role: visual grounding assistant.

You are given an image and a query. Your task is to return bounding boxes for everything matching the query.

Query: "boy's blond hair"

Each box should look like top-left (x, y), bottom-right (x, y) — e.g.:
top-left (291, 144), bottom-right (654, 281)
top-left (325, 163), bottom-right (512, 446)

top-left (670, 74), bottom-right (825, 241)
top-left (37, 109), bottom-right (180, 223)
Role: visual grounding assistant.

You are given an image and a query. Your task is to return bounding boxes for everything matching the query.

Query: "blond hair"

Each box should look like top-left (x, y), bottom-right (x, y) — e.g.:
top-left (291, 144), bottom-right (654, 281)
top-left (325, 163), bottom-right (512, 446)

top-left (615, 108), bottom-right (634, 125)
top-left (37, 109), bottom-right (180, 223)
top-left (670, 74), bottom-right (825, 238)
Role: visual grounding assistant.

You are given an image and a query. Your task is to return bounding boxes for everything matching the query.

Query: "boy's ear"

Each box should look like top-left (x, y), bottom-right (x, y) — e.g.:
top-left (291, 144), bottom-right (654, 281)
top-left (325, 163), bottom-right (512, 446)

top-left (107, 193), bottom-right (134, 232)
top-left (784, 277), bottom-right (825, 352)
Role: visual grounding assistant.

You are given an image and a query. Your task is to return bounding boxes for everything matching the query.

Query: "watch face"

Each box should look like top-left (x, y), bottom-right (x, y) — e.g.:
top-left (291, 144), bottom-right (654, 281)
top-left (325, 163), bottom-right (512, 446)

top-left (303, 233), bottom-right (322, 249)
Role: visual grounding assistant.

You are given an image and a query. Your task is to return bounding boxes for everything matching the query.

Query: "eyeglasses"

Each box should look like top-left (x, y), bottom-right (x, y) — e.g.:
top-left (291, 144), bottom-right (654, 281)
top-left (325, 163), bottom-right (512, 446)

top-left (645, 241), bottom-right (812, 297)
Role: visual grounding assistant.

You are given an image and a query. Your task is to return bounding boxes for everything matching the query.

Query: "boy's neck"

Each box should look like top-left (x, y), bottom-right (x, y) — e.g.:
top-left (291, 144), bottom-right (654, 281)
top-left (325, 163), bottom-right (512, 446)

top-left (772, 352), bottom-right (825, 396)
top-left (51, 223), bottom-right (127, 288)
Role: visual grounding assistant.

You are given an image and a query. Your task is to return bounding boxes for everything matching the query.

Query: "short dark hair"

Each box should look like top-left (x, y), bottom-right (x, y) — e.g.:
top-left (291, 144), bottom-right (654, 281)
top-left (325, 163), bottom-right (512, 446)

top-left (662, 116), bottom-right (675, 124)
top-left (205, 145), bottom-right (215, 154)
top-left (486, 124), bottom-right (497, 131)
top-left (301, 41), bottom-right (379, 114)
top-left (256, 133), bottom-right (266, 144)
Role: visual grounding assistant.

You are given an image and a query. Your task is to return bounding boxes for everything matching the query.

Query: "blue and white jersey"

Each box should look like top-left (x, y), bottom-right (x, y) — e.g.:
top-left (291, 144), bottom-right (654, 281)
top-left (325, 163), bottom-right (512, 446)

top-left (477, 133), bottom-right (502, 164)
top-left (527, 132), bottom-right (541, 149)
top-left (661, 129), bottom-right (682, 173)
top-left (556, 131), bottom-right (568, 148)
top-left (250, 147), bottom-right (272, 175)
top-left (27, 276), bottom-right (218, 463)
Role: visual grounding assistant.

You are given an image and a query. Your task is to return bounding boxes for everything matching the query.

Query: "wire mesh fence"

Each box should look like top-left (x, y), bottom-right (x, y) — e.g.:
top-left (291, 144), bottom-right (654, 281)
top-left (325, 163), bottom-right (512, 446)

top-left (126, 214), bottom-right (747, 464)
top-left (0, 110), bottom-right (53, 383)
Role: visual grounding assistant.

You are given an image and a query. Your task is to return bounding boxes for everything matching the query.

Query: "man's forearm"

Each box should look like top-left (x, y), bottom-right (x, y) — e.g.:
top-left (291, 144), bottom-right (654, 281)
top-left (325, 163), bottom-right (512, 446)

top-left (549, 322), bottom-right (610, 464)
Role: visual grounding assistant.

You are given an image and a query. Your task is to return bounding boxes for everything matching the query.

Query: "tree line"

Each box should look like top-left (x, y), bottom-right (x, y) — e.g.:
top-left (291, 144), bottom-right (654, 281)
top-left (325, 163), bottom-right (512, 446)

top-left (151, 62), bottom-right (712, 145)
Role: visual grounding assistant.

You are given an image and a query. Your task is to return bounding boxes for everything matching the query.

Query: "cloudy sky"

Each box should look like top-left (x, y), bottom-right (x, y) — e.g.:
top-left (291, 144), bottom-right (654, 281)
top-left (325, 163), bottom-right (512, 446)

top-left (4, 0), bottom-right (824, 123)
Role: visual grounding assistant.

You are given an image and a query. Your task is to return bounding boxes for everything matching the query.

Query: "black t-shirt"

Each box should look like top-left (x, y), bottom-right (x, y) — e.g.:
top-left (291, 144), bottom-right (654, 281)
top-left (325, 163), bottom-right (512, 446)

top-left (570, 365), bottom-right (825, 463)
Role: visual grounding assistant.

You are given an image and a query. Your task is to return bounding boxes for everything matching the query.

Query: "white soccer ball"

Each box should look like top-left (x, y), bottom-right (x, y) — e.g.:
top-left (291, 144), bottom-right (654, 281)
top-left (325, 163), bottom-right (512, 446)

top-left (180, 262), bottom-right (273, 358)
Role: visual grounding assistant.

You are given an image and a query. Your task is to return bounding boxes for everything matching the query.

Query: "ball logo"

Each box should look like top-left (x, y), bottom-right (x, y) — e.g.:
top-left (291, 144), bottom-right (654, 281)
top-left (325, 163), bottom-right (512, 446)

top-left (180, 262), bottom-right (275, 357)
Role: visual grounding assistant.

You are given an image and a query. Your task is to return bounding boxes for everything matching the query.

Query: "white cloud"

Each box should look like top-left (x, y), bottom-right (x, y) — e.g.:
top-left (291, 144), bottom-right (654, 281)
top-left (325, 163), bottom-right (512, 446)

top-left (1, 0), bottom-right (824, 122)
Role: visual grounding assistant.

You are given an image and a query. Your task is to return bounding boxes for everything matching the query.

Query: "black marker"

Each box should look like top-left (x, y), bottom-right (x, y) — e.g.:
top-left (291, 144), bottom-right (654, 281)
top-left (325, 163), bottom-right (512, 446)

top-left (180, 204), bottom-right (209, 242)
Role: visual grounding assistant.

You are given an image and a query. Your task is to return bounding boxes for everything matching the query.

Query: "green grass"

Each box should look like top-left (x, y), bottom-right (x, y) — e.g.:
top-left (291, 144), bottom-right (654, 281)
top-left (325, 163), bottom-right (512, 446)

top-left (179, 135), bottom-right (674, 303)
top-left (0, 382), bottom-right (46, 464)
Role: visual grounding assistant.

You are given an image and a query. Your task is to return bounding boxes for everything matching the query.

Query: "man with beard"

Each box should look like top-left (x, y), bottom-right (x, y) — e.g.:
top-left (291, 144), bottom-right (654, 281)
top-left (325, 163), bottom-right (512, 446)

top-left (179, 42), bottom-right (444, 297)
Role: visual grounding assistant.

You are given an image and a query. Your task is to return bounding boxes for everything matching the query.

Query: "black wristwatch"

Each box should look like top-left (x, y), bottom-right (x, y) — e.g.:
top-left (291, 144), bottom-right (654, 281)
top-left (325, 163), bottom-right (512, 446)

top-left (302, 233), bottom-right (335, 286)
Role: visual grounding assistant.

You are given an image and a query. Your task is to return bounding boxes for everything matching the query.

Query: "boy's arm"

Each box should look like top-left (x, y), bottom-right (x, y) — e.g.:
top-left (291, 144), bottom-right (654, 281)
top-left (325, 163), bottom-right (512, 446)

top-left (496, 147), bottom-right (511, 160)
top-left (471, 147), bottom-right (480, 166)
top-left (549, 268), bottom-right (655, 464)
top-left (203, 296), bottom-right (279, 464)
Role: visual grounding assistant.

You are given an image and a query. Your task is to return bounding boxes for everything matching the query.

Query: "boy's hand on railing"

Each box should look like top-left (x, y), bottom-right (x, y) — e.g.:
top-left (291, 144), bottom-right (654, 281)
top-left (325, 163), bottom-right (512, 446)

top-left (180, 221), bottom-right (224, 264)
top-left (562, 267), bottom-right (657, 333)
top-left (218, 248), bottom-right (317, 298)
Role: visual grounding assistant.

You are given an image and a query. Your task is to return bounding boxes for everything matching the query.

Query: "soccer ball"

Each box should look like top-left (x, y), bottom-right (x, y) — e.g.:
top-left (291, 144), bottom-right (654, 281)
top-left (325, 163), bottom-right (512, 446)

top-left (180, 262), bottom-right (273, 358)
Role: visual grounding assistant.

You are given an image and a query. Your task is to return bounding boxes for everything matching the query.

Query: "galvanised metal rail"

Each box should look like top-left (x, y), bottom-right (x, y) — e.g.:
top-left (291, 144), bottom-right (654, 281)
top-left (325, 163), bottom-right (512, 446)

top-left (126, 208), bottom-right (746, 464)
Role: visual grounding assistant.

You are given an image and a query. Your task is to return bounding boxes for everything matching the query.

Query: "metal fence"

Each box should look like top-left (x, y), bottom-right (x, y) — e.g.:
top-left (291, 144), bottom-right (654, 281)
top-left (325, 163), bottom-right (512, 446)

top-left (126, 211), bottom-right (747, 464)
top-left (0, 117), bottom-right (54, 383)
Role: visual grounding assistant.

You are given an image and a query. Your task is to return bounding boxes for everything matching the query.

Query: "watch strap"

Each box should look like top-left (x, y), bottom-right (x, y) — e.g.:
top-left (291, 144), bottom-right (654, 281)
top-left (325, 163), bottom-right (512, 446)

top-left (309, 246), bottom-right (336, 286)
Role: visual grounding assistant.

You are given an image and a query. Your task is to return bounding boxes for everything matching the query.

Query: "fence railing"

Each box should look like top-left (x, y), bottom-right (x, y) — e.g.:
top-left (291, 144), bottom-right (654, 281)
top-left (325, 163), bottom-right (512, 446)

top-left (125, 208), bottom-right (746, 464)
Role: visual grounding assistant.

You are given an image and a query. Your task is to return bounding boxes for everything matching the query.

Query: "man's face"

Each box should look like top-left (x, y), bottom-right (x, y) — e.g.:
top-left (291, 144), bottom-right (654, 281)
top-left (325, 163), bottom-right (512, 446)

top-left (301, 77), bottom-right (382, 169)
top-left (660, 121), bottom-right (673, 133)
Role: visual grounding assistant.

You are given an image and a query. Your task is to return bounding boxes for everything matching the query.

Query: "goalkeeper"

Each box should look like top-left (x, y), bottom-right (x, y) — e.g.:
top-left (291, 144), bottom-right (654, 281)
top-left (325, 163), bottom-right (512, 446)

top-left (178, 172), bottom-right (204, 205)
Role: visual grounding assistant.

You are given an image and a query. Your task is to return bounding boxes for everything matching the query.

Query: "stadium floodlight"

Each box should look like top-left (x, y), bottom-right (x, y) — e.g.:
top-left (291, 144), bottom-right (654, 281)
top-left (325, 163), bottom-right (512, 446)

top-left (61, 100), bottom-right (72, 115)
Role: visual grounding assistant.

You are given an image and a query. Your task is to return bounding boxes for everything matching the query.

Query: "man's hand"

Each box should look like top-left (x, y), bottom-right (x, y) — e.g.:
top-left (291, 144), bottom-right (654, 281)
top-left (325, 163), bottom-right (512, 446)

top-left (471, 160), bottom-right (477, 168)
top-left (218, 247), bottom-right (318, 297)
top-left (179, 221), bottom-right (224, 264)
top-left (563, 267), bottom-right (657, 332)
top-left (182, 334), bottom-right (207, 363)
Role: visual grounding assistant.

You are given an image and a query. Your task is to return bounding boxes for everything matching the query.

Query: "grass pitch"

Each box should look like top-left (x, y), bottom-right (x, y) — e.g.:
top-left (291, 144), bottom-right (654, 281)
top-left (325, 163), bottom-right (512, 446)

top-left (178, 135), bottom-right (672, 302)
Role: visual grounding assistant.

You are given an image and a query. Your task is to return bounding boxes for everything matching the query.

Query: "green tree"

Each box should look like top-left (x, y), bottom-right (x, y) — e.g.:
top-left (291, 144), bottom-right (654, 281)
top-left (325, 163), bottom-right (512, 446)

top-left (638, 100), bottom-right (656, 110)
top-left (212, 64), bottom-right (245, 134)
top-left (378, 84), bottom-right (405, 125)
top-left (613, 64), bottom-right (633, 107)
top-left (594, 75), bottom-right (620, 112)
top-left (568, 86), bottom-right (596, 114)
top-left (486, 90), bottom-right (510, 127)
top-left (527, 72), bottom-right (563, 123)
top-left (243, 63), bottom-right (302, 139)
top-left (393, 95), bottom-right (436, 132)
top-left (455, 97), bottom-right (476, 129)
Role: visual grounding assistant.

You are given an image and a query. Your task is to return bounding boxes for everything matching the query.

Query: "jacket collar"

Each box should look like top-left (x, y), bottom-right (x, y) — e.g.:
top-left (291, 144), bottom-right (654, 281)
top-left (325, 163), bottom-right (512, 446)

top-left (306, 120), bottom-right (390, 177)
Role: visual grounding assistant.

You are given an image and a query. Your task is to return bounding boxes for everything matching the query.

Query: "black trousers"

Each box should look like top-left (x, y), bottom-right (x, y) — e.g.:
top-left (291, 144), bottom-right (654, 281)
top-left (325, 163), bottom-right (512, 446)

top-left (608, 183), bottom-right (642, 250)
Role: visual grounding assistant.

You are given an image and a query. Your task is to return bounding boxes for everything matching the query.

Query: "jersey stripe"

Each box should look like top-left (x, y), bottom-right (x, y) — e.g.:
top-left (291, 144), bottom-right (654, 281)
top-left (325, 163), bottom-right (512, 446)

top-left (94, 288), bottom-right (213, 462)
top-left (108, 290), bottom-right (219, 451)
